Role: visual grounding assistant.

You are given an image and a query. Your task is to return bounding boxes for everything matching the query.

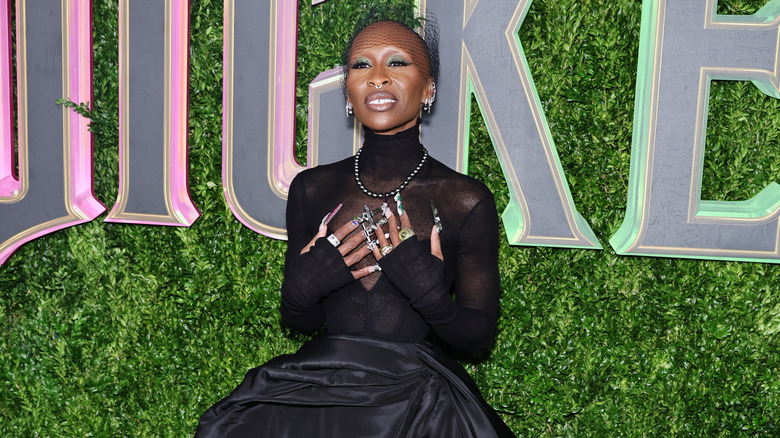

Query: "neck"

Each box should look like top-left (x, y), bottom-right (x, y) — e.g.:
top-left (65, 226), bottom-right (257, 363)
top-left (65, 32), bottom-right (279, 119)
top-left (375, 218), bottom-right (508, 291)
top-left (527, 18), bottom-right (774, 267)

top-left (356, 123), bottom-right (426, 195)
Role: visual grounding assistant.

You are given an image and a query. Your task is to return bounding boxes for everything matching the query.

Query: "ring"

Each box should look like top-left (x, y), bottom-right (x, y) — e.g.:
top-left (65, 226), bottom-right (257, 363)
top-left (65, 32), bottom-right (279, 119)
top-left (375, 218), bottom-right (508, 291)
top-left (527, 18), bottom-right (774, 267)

top-left (370, 264), bottom-right (382, 273)
top-left (380, 245), bottom-right (394, 256)
top-left (399, 228), bottom-right (415, 241)
top-left (327, 234), bottom-right (340, 247)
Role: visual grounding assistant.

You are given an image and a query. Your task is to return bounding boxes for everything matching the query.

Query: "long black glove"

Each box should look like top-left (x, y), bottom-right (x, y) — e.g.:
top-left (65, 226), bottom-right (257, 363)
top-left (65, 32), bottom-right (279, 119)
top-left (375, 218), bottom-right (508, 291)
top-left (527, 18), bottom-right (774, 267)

top-left (378, 238), bottom-right (457, 325)
top-left (280, 237), bottom-right (354, 333)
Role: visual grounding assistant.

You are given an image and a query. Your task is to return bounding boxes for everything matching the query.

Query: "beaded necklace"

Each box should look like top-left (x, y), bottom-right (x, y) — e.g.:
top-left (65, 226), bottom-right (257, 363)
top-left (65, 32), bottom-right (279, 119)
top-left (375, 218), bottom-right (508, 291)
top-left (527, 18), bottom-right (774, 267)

top-left (353, 146), bottom-right (428, 199)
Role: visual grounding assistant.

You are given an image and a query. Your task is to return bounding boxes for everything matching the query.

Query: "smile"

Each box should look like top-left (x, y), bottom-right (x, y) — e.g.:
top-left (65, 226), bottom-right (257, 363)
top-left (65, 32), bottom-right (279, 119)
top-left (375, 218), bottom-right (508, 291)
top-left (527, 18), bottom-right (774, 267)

top-left (369, 98), bottom-right (396, 105)
top-left (365, 92), bottom-right (398, 111)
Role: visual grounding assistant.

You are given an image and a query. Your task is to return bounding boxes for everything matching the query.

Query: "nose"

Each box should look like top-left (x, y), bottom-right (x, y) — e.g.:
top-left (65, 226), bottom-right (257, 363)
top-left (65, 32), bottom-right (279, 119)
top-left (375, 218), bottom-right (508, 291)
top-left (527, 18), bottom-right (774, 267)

top-left (367, 65), bottom-right (391, 89)
top-left (369, 79), bottom-right (389, 89)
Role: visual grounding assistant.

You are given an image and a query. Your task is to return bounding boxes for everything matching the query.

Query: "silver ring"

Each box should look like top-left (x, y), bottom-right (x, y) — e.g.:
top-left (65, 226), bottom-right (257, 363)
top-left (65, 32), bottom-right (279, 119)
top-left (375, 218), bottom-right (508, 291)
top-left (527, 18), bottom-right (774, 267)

top-left (374, 83), bottom-right (383, 89)
top-left (327, 234), bottom-right (340, 247)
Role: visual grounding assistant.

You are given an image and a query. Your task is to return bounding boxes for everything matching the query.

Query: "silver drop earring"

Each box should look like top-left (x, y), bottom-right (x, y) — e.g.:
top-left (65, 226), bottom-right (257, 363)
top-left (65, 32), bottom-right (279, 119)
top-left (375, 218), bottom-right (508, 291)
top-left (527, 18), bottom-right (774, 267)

top-left (346, 102), bottom-right (354, 117)
top-left (423, 82), bottom-right (436, 114)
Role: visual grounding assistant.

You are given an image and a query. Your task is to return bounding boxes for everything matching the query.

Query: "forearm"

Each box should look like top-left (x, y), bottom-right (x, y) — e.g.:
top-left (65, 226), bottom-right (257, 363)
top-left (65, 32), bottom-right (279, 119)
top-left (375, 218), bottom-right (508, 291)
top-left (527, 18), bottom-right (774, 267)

top-left (430, 306), bottom-right (496, 352)
top-left (391, 275), bottom-right (496, 352)
top-left (280, 237), bottom-right (354, 333)
top-left (378, 239), bottom-right (497, 352)
top-left (279, 288), bottom-right (325, 334)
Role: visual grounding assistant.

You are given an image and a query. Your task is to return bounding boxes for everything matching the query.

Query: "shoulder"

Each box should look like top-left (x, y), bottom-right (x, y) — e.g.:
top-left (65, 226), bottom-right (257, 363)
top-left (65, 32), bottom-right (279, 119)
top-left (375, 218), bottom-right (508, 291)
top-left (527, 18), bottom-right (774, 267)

top-left (292, 157), bottom-right (353, 182)
top-left (426, 157), bottom-right (495, 209)
top-left (289, 157), bottom-right (353, 198)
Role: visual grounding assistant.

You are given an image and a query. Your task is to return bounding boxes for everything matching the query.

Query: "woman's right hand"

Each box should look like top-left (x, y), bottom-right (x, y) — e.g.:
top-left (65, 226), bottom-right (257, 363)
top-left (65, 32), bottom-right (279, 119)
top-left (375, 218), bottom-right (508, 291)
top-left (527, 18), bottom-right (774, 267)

top-left (301, 216), bottom-right (378, 280)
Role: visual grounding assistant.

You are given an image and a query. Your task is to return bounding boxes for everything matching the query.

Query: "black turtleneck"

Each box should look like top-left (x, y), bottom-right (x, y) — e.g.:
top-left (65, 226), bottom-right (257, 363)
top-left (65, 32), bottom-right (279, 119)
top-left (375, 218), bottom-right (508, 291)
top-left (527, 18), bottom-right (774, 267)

top-left (356, 123), bottom-right (427, 194)
top-left (280, 123), bottom-right (501, 352)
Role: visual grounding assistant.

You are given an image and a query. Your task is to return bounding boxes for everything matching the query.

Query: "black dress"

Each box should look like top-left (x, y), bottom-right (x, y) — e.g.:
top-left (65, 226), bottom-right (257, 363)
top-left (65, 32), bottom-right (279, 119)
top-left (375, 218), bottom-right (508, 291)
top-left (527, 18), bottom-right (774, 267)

top-left (197, 124), bottom-right (515, 437)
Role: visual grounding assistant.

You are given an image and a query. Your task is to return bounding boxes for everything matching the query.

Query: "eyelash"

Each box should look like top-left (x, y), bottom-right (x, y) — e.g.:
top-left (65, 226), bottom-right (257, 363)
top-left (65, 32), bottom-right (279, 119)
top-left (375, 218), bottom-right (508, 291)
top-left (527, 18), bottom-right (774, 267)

top-left (388, 59), bottom-right (410, 67)
top-left (350, 59), bottom-right (411, 69)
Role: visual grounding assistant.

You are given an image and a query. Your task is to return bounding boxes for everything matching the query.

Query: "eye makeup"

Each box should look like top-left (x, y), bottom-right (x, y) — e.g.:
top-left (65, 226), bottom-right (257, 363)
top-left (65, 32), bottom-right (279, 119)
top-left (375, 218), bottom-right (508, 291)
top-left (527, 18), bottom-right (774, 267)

top-left (350, 57), bottom-right (372, 69)
top-left (387, 55), bottom-right (411, 67)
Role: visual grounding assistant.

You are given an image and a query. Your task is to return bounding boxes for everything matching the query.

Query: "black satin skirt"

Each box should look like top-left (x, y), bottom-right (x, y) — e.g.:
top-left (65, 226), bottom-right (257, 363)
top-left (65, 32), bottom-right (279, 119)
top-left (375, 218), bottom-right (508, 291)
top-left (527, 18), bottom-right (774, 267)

top-left (196, 336), bottom-right (515, 437)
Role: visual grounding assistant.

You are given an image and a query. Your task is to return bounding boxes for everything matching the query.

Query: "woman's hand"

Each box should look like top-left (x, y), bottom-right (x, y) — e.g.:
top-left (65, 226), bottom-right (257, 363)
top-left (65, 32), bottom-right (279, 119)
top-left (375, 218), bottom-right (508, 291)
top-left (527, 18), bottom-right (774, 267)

top-left (370, 199), bottom-right (443, 262)
top-left (300, 210), bottom-right (380, 280)
top-left (300, 197), bottom-right (442, 281)
top-left (372, 195), bottom-right (450, 324)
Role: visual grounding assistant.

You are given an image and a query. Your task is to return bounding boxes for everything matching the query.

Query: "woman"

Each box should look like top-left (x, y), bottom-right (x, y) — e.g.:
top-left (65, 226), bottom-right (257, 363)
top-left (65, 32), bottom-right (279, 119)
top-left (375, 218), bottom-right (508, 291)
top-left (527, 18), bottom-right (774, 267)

top-left (197, 8), bottom-right (514, 437)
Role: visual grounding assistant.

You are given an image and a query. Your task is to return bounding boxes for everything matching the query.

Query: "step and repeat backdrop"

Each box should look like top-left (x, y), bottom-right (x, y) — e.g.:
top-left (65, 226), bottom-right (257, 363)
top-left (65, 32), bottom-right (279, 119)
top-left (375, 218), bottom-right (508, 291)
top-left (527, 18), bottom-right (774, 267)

top-left (1, 1), bottom-right (779, 435)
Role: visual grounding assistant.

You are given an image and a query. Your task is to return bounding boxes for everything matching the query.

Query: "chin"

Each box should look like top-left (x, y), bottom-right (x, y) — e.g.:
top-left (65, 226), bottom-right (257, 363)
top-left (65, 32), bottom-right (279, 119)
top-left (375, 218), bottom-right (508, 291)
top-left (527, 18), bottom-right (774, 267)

top-left (369, 125), bottom-right (404, 134)
top-left (362, 118), bottom-right (418, 135)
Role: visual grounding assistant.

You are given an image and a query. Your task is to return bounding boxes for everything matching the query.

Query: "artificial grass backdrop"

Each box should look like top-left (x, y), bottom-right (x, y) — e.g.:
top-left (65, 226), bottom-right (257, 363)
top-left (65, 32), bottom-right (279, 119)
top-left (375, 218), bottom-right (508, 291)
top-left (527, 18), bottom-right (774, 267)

top-left (2, 0), bottom-right (779, 436)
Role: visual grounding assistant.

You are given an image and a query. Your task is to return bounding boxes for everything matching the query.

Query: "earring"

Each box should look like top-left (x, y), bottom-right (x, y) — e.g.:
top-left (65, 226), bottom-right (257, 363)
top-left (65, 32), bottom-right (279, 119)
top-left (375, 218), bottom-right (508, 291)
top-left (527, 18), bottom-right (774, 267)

top-left (346, 102), bottom-right (354, 117)
top-left (423, 82), bottom-right (436, 114)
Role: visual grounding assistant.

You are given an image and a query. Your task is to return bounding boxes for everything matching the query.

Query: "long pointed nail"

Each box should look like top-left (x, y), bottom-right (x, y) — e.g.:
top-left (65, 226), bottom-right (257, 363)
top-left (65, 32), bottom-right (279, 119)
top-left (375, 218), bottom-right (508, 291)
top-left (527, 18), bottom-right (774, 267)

top-left (430, 200), bottom-right (442, 234)
top-left (394, 193), bottom-right (404, 215)
top-left (322, 203), bottom-right (343, 227)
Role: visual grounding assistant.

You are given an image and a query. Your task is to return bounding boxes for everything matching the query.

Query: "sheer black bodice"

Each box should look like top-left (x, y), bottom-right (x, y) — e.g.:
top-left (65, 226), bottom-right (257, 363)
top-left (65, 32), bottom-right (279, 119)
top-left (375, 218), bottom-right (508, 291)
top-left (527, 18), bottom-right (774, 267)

top-left (197, 124), bottom-right (515, 438)
top-left (280, 123), bottom-right (500, 352)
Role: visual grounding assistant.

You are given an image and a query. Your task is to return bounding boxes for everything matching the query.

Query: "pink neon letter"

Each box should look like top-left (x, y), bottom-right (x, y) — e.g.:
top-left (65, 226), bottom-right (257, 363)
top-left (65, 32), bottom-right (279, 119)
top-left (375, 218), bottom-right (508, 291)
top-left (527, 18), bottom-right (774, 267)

top-left (0, 0), bottom-right (105, 265)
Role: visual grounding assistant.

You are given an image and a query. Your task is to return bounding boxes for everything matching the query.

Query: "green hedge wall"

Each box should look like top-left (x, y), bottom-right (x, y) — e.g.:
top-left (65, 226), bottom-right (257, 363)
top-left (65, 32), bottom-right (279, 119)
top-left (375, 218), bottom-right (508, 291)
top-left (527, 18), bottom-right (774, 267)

top-left (2, 0), bottom-right (779, 436)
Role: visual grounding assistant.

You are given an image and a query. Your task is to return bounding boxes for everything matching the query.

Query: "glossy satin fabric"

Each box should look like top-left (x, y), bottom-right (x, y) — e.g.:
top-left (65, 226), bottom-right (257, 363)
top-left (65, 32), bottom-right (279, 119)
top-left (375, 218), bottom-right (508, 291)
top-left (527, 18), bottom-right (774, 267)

top-left (196, 336), bottom-right (514, 437)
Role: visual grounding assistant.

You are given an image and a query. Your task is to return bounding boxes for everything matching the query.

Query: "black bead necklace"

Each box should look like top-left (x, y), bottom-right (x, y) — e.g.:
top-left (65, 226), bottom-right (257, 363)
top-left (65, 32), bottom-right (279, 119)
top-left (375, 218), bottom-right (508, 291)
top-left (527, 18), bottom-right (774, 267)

top-left (353, 146), bottom-right (428, 199)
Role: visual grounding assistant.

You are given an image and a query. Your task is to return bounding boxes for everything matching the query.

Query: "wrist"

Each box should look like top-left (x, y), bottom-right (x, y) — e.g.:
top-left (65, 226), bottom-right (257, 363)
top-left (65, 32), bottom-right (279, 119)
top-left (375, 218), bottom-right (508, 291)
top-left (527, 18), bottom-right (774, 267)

top-left (378, 238), bottom-right (445, 302)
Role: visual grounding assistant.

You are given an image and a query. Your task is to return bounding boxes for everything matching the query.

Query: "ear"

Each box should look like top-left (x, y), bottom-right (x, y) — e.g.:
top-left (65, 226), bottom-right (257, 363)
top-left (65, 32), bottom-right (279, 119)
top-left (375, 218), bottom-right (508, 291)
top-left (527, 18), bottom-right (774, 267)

top-left (346, 91), bottom-right (352, 105)
top-left (421, 79), bottom-right (435, 102)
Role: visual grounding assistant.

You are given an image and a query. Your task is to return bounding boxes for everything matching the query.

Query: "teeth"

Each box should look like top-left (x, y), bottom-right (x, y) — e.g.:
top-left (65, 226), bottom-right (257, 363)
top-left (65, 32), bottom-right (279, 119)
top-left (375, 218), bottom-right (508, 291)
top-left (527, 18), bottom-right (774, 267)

top-left (369, 99), bottom-right (396, 105)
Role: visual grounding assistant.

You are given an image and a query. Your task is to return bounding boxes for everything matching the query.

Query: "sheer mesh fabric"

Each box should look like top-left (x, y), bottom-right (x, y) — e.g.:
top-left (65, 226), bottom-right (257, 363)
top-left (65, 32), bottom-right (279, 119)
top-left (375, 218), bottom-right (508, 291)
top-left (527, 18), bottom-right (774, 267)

top-left (340, 1), bottom-right (440, 92)
top-left (345, 20), bottom-right (438, 84)
top-left (281, 123), bottom-right (500, 352)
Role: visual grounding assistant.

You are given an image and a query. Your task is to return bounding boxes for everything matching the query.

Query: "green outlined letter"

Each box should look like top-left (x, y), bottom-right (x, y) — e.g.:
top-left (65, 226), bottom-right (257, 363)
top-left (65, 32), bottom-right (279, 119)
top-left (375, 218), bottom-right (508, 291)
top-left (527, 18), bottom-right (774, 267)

top-left (428, 0), bottom-right (601, 249)
top-left (611, 0), bottom-right (780, 262)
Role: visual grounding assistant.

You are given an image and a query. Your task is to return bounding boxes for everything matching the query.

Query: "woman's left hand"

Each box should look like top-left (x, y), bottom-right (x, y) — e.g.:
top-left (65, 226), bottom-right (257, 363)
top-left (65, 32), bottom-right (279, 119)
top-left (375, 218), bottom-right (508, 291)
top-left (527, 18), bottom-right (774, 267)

top-left (369, 201), bottom-right (442, 262)
top-left (372, 198), bottom-right (449, 317)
